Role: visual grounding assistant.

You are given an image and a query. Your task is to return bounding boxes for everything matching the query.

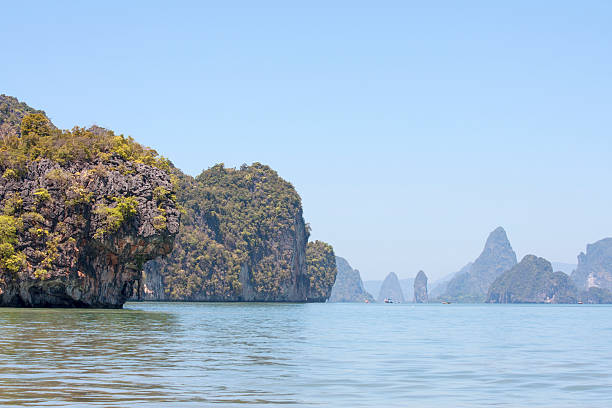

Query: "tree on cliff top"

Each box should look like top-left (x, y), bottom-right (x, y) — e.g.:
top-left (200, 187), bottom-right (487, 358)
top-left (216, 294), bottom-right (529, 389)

top-left (1, 98), bottom-right (170, 175)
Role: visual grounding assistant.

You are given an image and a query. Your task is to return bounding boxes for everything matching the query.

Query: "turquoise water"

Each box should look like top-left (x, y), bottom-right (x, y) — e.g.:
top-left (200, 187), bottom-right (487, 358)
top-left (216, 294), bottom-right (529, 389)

top-left (0, 303), bottom-right (611, 407)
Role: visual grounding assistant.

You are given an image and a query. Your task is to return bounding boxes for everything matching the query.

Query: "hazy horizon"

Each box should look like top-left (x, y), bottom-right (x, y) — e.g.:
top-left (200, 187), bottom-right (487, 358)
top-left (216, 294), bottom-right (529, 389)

top-left (3, 1), bottom-right (611, 281)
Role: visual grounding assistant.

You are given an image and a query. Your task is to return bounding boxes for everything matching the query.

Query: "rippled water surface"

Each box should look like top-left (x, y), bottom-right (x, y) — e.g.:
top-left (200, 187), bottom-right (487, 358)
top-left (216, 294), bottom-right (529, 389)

top-left (1, 303), bottom-right (611, 407)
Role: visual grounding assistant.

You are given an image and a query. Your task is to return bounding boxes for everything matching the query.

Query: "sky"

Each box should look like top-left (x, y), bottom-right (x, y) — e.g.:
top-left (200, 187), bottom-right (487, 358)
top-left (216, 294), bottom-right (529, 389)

top-left (2, 1), bottom-right (612, 281)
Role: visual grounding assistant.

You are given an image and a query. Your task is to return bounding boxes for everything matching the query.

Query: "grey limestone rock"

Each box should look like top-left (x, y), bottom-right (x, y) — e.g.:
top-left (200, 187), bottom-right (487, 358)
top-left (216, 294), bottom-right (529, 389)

top-left (328, 256), bottom-right (375, 303)
top-left (413, 270), bottom-right (428, 303)
top-left (443, 227), bottom-right (517, 302)
top-left (486, 255), bottom-right (577, 304)
top-left (0, 157), bottom-right (179, 307)
top-left (378, 272), bottom-right (405, 303)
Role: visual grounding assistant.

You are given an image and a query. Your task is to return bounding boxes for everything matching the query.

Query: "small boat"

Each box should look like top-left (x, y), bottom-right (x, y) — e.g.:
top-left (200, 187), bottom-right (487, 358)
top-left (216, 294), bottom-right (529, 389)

top-left (578, 301), bottom-right (583, 304)
top-left (442, 301), bottom-right (451, 304)
top-left (384, 298), bottom-right (393, 304)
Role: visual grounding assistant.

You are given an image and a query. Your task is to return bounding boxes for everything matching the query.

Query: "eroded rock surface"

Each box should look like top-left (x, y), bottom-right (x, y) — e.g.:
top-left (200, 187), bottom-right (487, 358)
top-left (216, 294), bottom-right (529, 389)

top-left (0, 95), bottom-right (179, 307)
top-left (0, 157), bottom-right (179, 307)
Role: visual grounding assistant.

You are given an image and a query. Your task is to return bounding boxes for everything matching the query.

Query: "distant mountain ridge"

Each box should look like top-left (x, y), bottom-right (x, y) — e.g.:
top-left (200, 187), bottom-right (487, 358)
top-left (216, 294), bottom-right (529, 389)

top-left (429, 262), bottom-right (472, 299)
top-left (571, 238), bottom-right (612, 292)
top-left (442, 227), bottom-right (517, 302)
top-left (328, 257), bottom-right (375, 303)
top-left (364, 277), bottom-right (414, 301)
top-left (378, 272), bottom-right (404, 302)
top-left (413, 271), bottom-right (428, 303)
top-left (486, 255), bottom-right (577, 304)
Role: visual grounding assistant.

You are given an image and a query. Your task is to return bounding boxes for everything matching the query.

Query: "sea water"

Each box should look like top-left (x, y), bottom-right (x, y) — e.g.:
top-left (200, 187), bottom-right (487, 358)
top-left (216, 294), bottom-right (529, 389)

top-left (0, 302), bottom-right (610, 407)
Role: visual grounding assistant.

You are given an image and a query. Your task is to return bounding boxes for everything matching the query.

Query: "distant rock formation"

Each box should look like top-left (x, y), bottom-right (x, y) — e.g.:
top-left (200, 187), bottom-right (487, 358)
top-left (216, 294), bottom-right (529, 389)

top-left (571, 238), bottom-right (612, 292)
top-left (413, 270), bottom-right (428, 303)
top-left (364, 276), bottom-right (415, 302)
top-left (443, 227), bottom-right (517, 302)
top-left (429, 262), bottom-right (472, 299)
top-left (328, 257), bottom-right (375, 303)
top-left (579, 287), bottom-right (612, 304)
top-left (399, 278), bottom-right (414, 302)
top-left (377, 272), bottom-right (405, 303)
top-left (486, 255), bottom-right (577, 304)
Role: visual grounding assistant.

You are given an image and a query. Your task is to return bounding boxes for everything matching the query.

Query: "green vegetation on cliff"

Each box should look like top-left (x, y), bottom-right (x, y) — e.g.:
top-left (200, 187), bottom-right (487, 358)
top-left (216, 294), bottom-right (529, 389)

top-left (149, 163), bottom-right (310, 301)
top-left (305, 240), bottom-right (337, 302)
top-left (0, 214), bottom-right (26, 273)
top-left (1, 107), bottom-right (170, 175)
top-left (2, 94), bottom-right (336, 305)
top-left (0, 94), bottom-right (45, 138)
top-left (0, 95), bottom-right (179, 307)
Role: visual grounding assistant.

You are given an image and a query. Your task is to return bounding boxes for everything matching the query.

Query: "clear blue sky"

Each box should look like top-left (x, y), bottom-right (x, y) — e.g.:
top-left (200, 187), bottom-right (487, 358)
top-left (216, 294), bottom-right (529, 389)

top-left (3, 1), bottom-right (611, 281)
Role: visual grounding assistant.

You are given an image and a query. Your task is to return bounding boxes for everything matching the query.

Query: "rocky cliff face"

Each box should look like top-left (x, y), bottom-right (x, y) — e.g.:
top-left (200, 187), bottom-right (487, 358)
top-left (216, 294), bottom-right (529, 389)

top-left (571, 238), bottom-right (612, 292)
top-left (378, 272), bottom-right (405, 302)
top-left (443, 227), bottom-right (517, 302)
top-left (136, 163), bottom-right (318, 302)
top-left (305, 241), bottom-right (337, 302)
top-left (486, 255), bottom-right (577, 304)
top-left (413, 270), bottom-right (428, 303)
top-left (328, 256), bottom-right (375, 303)
top-left (0, 98), bottom-right (179, 307)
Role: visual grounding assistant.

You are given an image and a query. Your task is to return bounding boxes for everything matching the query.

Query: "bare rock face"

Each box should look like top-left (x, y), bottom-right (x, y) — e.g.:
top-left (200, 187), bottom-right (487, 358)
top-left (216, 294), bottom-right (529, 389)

top-left (378, 272), bottom-right (405, 303)
top-left (486, 255), bottom-right (577, 304)
top-left (0, 157), bottom-right (179, 308)
top-left (443, 227), bottom-right (517, 302)
top-left (571, 238), bottom-right (612, 292)
top-left (413, 270), bottom-right (428, 303)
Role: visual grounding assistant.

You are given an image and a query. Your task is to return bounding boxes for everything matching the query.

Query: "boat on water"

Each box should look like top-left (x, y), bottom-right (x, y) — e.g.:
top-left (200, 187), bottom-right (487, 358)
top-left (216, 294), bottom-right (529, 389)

top-left (384, 298), bottom-right (394, 304)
